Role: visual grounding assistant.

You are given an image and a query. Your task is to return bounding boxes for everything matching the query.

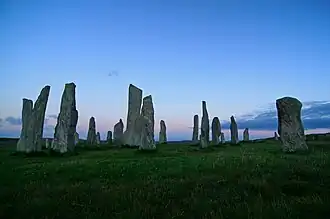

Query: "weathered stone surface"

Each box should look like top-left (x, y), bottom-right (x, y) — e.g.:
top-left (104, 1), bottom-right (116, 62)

top-left (139, 95), bottom-right (156, 150)
top-left (159, 120), bottom-right (167, 144)
top-left (45, 138), bottom-right (50, 149)
top-left (107, 131), bottom-right (112, 144)
top-left (123, 84), bottom-right (143, 146)
top-left (52, 83), bottom-right (78, 153)
top-left (211, 117), bottom-right (221, 145)
top-left (74, 132), bottom-right (79, 145)
top-left (192, 114), bottom-right (199, 143)
top-left (87, 117), bottom-right (97, 145)
top-left (96, 132), bottom-right (101, 145)
top-left (243, 128), bottom-right (249, 141)
top-left (200, 101), bottom-right (210, 148)
top-left (230, 116), bottom-right (239, 144)
top-left (220, 132), bottom-right (225, 143)
top-left (276, 97), bottom-right (308, 152)
top-left (17, 98), bottom-right (33, 152)
top-left (17, 85), bottom-right (51, 153)
top-left (274, 132), bottom-right (279, 140)
top-left (113, 119), bottom-right (124, 145)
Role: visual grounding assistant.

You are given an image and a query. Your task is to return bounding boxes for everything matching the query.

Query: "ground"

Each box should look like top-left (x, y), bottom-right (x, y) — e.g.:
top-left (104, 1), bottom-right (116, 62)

top-left (0, 136), bottom-right (330, 219)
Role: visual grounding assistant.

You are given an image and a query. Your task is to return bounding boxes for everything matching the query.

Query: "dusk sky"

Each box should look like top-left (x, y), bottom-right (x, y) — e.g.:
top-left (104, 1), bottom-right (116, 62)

top-left (1, 0), bottom-right (330, 140)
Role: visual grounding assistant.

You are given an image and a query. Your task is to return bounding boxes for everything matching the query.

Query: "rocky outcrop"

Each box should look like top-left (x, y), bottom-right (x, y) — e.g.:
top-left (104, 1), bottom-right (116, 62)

top-left (139, 95), bottom-right (156, 150)
top-left (211, 117), bottom-right (221, 145)
top-left (113, 119), bottom-right (124, 145)
top-left (243, 128), bottom-right (249, 141)
top-left (17, 85), bottom-right (51, 153)
top-left (159, 120), bottom-right (167, 144)
top-left (123, 84), bottom-right (143, 146)
top-left (86, 117), bottom-right (97, 145)
top-left (52, 83), bottom-right (78, 153)
top-left (192, 114), bottom-right (199, 143)
top-left (230, 116), bottom-right (239, 145)
top-left (200, 101), bottom-right (210, 148)
top-left (276, 97), bottom-right (308, 152)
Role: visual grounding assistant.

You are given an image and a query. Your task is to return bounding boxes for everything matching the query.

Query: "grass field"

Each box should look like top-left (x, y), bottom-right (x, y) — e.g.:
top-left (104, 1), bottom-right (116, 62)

top-left (1, 137), bottom-right (330, 219)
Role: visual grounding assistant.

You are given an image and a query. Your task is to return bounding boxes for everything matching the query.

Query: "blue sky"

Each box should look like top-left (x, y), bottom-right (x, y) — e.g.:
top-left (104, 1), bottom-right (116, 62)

top-left (1, 0), bottom-right (329, 140)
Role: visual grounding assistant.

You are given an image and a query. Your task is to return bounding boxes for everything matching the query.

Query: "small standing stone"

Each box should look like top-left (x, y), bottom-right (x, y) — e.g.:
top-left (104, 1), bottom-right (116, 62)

top-left (159, 120), bottom-right (167, 144)
top-left (52, 83), bottom-right (79, 153)
top-left (74, 132), bottom-right (79, 145)
top-left (211, 117), bottom-right (221, 145)
top-left (192, 115), bottom-right (199, 143)
top-left (87, 117), bottom-right (97, 145)
top-left (17, 98), bottom-right (33, 152)
top-left (243, 128), bottom-right (249, 141)
top-left (230, 116), bottom-right (239, 145)
top-left (107, 131), bottom-right (113, 144)
top-left (96, 132), bottom-right (101, 145)
top-left (200, 101), bottom-right (210, 148)
top-left (276, 97), bottom-right (308, 152)
top-left (220, 132), bottom-right (225, 143)
top-left (113, 119), bottom-right (124, 145)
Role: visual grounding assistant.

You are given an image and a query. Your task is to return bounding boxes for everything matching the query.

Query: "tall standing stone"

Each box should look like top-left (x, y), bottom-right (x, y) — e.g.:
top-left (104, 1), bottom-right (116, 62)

top-left (243, 128), bottom-right (249, 141)
top-left (17, 85), bottom-right (51, 153)
top-left (220, 132), bottom-right (225, 143)
top-left (276, 97), bottom-right (308, 152)
top-left (123, 84), bottom-right (143, 146)
top-left (192, 115), bottom-right (199, 143)
top-left (74, 132), bottom-right (79, 145)
top-left (230, 116), bottom-right (239, 145)
top-left (200, 101), bottom-right (210, 148)
top-left (159, 120), bottom-right (167, 144)
top-left (17, 98), bottom-right (33, 152)
top-left (211, 117), bottom-right (221, 145)
top-left (113, 119), bottom-right (124, 145)
top-left (96, 132), bottom-right (101, 145)
top-left (52, 83), bottom-right (78, 153)
top-left (107, 131), bottom-right (112, 144)
top-left (139, 95), bottom-right (156, 150)
top-left (87, 117), bottom-right (97, 145)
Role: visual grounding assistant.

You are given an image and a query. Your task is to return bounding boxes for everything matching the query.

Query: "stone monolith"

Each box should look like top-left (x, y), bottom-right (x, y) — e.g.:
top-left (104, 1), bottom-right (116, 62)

top-left (113, 119), bottom-right (124, 145)
top-left (159, 120), bottom-right (167, 144)
top-left (74, 132), bottom-right (79, 145)
top-left (107, 130), bottom-right (112, 144)
top-left (230, 116), bottom-right (239, 145)
top-left (276, 97), bottom-right (308, 152)
top-left (17, 98), bottom-right (33, 152)
top-left (211, 117), bottom-right (221, 145)
top-left (96, 132), bottom-right (101, 145)
top-left (192, 114), bottom-right (199, 143)
top-left (200, 101), bottom-right (209, 148)
top-left (123, 84), bottom-right (143, 146)
top-left (87, 117), bottom-right (97, 145)
top-left (139, 95), bottom-right (156, 150)
top-left (243, 128), bottom-right (249, 141)
top-left (220, 132), bottom-right (225, 143)
top-left (52, 83), bottom-right (78, 153)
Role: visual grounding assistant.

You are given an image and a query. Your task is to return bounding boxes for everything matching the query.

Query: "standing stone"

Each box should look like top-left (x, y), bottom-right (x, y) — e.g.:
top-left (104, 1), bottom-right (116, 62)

top-left (243, 128), bottom-right (249, 141)
top-left (274, 132), bottom-right (279, 140)
top-left (192, 115), bottom-right (199, 143)
top-left (220, 132), bottom-right (225, 143)
top-left (17, 98), bottom-right (33, 152)
top-left (113, 119), bottom-right (124, 145)
top-left (230, 116), bottom-right (239, 145)
top-left (86, 117), bottom-right (97, 145)
top-left (17, 85), bottom-right (51, 153)
top-left (139, 95), bottom-right (156, 150)
top-left (52, 83), bottom-right (79, 153)
top-left (123, 84), bottom-right (143, 146)
top-left (74, 132), bottom-right (79, 145)
top-left (276, 97), bottom-right (308, 152)
top-left (96, 132), bottom-right (101, 145)
top-left (107, 131), bottom-right (113, 144)
top-left (211, 117), bottom-right (221, 145)
top-left (200, 101), bottom-right (210, 148)
top-left (45, 138), bottom-right (50, 149)
top-left (159, 120), bottom-right (167, 144)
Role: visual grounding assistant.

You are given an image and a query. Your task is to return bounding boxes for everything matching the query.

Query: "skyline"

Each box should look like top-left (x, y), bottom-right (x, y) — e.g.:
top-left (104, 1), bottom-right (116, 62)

top-left (1, 0), bottom-right (330, 140)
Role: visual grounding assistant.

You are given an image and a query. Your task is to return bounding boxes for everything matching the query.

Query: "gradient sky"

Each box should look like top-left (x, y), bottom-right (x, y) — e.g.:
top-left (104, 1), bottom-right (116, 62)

top-left (1, 0), bottom-right (330, 140)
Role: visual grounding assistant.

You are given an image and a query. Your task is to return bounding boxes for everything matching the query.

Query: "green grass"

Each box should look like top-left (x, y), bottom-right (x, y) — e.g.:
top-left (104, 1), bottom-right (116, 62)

top-left (1, 137), bottom-right (330, 219)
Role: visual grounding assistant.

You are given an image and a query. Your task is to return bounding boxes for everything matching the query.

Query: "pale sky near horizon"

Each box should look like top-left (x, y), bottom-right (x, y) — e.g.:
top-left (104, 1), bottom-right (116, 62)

top-left (1, 0), bottom-right (330, 140)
